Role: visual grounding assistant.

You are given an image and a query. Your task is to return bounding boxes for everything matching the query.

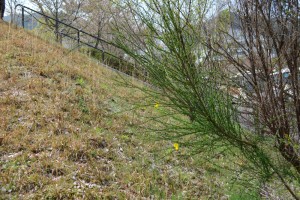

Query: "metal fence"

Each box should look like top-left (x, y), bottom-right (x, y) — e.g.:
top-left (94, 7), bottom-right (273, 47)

top-left (15, 4), bottom-right (137, 75)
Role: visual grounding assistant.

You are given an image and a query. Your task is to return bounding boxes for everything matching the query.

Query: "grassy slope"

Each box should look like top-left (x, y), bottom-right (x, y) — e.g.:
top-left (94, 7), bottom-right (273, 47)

top-left (0, 21), bottom-right (227, 199)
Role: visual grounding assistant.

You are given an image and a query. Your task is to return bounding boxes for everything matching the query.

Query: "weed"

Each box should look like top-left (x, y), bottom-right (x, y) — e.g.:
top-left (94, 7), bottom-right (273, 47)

top-left (76, 77), bottom-right (85, 87)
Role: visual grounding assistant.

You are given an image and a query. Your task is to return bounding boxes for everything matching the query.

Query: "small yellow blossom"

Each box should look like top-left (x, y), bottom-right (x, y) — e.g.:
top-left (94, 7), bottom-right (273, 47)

top-left (154, 103), bottom-right (159, 108)
top-left (173, 143), bottom-right (179, 151)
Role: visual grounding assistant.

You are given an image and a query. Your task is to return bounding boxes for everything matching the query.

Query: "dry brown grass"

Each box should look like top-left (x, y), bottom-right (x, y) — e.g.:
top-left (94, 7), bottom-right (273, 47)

top-left (0, 21), bottom-right (226, 199)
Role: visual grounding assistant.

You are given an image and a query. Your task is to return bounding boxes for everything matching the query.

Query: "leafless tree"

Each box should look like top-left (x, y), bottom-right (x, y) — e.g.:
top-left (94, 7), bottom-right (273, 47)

top-left (6, 0), bottom-right (24, 23)
top-left (30, 0), bottom-right (86, 42)
top-left (209, 0), bottom-right (300, 198)
top-left (83, 0), bottom-right (131, 56)
top-left (82, 0), bottom-right (111, 49)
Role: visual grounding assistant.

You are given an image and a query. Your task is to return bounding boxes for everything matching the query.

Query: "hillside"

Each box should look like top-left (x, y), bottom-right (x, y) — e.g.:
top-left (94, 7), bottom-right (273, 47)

top-left (0, 21), bottom-right (228, 199)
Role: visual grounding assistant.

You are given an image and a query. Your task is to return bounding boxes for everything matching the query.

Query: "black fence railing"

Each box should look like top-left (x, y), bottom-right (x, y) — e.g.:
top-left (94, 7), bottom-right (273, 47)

top-left (16, 4), bottom-right (120, 59)
top-left (14, 4), bottom-right (144, 79)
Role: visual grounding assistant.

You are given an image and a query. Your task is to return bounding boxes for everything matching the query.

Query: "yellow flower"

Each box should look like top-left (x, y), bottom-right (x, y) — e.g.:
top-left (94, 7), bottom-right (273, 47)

top-left (173, 143), bottom-right (179, 151)
top-left (154, 103), bottom-right (159, 108)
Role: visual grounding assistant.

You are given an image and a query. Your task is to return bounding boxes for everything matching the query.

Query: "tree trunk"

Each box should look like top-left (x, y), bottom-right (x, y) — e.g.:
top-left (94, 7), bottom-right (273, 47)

top-left (0, 0), bottom-right (5, 19)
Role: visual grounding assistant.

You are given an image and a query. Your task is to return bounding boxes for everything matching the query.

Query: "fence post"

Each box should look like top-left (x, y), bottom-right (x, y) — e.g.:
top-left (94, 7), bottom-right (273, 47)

top-left (77, 30), bottom-right (80, 46)
top-left (21, 7), bottom-right (25, 28)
